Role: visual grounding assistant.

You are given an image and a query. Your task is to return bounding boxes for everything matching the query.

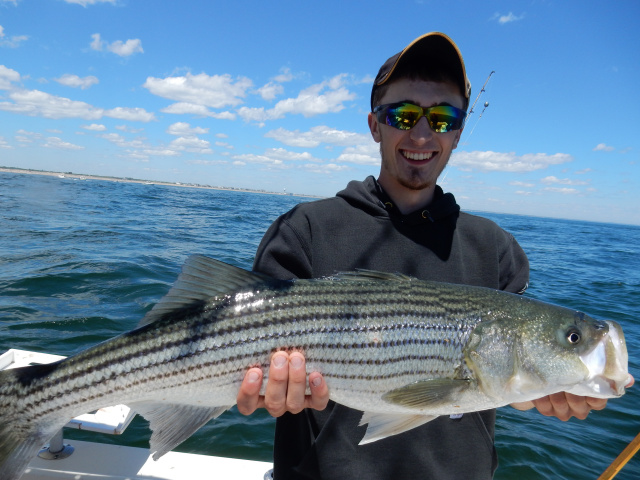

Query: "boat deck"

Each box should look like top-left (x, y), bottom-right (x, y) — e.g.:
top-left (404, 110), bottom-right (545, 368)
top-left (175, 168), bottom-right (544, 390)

top-left (2, 349), bottom-right (273, 480)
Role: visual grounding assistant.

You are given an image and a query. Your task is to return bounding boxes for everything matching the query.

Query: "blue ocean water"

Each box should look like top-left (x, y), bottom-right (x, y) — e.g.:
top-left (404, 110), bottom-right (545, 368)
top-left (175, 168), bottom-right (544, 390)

top-left (1, 171), bottom-right (638, 479)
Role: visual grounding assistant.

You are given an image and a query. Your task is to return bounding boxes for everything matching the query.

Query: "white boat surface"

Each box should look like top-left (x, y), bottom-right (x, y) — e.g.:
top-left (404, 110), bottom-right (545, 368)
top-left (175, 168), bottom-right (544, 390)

top-left (0, 349), bottom-right (274, 480)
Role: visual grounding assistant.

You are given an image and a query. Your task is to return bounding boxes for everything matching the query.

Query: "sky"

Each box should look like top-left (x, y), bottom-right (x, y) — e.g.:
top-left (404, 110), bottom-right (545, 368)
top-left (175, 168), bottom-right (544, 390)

top-left (0, 0), bottom-right (638, 225)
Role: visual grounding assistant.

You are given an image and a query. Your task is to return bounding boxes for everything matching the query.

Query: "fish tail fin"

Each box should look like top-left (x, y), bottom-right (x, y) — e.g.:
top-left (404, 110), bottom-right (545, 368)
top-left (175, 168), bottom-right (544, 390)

top-left (0, 368), bottom-right (63, 480)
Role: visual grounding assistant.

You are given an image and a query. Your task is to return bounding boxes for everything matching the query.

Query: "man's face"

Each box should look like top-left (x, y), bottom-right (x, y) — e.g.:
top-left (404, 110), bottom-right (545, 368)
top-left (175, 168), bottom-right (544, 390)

top-left (368, 79), bottom-right (464, 198)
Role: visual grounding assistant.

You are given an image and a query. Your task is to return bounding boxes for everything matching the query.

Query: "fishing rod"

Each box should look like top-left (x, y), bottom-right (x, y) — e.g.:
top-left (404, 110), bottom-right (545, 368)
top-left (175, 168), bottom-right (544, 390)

top-left (461, 70), bottom-right (495, 146)
top-left (597, 431), bottom-right (640, 480)
top-left (468, 70), bottom-right (495, 119)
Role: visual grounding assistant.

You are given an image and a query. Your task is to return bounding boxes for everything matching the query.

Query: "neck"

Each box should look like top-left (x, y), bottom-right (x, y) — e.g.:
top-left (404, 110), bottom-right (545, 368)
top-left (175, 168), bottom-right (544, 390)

top-left (377, 178), bottom-right (437, 215)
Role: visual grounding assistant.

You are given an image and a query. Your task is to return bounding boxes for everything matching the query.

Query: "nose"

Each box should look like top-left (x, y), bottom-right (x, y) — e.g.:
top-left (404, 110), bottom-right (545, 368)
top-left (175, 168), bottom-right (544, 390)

top-left (409, 116), bottom-right (435, 144)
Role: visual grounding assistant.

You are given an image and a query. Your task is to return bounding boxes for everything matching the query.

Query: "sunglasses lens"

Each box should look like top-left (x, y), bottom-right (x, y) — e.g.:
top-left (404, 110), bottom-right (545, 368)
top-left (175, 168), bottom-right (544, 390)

top-left (376, 103), bottom-right (466, 133)
top-left (427, 106), bottom-right (465, 133)
top-left (382, 103), bottom-right (423, 130)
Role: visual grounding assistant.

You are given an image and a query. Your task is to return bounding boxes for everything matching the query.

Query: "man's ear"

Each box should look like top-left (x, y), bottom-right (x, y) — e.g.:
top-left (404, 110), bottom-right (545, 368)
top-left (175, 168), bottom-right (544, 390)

top-left (368, 112), bottom-right (382, 143)
top-left (452, 128), bottom-right (463, 150)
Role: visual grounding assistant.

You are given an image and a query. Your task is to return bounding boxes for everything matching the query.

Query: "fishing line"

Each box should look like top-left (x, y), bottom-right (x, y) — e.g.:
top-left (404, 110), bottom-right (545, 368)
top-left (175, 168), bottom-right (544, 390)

top-left (461, 70), bottom-right (494, 147)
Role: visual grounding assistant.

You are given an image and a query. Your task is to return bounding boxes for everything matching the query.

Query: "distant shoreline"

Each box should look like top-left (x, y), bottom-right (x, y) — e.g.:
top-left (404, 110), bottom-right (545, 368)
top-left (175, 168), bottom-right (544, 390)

top-left (0, 167), bottom-right (322, 199)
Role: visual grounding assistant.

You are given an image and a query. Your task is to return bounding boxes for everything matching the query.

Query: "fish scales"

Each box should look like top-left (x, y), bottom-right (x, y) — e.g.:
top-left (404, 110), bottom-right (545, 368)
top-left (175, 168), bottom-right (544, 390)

top-left (0, 255), bottom-right (630, 480)
top-left (3, 273), bottom-right (478, 421)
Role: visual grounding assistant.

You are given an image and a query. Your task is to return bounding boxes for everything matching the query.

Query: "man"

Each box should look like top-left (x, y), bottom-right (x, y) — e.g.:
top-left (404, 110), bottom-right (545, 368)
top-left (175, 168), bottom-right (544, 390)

top-left (236, 32), bottom-right (623, 479)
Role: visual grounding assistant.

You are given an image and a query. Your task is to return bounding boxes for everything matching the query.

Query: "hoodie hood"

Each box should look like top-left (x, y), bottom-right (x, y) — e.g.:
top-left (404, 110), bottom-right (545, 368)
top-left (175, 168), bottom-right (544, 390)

top-left (336, 176), bottom-right (460, 226)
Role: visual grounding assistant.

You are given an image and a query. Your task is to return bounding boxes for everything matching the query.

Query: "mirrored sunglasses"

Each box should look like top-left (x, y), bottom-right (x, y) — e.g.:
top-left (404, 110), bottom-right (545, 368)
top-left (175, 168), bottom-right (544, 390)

top-left (373, 102), bottom-right (466, 133)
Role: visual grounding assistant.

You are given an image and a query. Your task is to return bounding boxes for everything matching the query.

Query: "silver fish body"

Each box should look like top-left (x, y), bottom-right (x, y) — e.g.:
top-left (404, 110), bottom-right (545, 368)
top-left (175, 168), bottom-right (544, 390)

top-left (0, 255), bottom-right (630, 480)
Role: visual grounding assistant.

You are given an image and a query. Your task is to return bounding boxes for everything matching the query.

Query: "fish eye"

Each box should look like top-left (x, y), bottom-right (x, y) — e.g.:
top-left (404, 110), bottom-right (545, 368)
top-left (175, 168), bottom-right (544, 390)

top-left (566, 328), bottom-right (582, 345)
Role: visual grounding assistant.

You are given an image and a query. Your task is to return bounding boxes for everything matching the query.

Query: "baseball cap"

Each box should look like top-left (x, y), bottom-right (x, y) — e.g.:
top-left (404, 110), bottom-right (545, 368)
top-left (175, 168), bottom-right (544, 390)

top-left (371, 32), bottom-right (471, 110)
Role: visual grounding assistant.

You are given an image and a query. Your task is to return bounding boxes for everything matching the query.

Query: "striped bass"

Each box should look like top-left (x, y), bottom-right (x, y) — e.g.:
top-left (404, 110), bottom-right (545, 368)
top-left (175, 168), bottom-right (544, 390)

top-left (0, 255), bottom-right (630, 480)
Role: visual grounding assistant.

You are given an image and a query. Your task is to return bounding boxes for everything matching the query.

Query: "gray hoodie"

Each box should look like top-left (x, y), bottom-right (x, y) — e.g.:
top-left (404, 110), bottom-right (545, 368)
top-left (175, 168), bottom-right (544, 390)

top-left (253, 176), bottom-right (529, 479)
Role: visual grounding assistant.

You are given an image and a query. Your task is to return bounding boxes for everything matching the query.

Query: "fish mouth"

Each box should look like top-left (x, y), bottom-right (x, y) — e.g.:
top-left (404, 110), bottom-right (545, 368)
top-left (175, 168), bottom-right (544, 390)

top-left (568, 320), bottom-right (630, 398)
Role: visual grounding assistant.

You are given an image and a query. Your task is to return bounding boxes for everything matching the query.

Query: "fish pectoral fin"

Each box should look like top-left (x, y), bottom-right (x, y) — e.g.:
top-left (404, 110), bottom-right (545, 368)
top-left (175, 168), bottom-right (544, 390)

top-left (132, 402), bottom-right (232, 460)
top-left (382, 379), bottom-right (471, 408)
top-left (358, 412), bottom-right (437, 445)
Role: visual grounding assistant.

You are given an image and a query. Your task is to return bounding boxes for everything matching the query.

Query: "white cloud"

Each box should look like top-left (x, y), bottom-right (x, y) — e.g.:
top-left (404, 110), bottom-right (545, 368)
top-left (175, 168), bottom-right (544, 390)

top-left (169, 136), bottom-right (212, 154)
top-left (509, 181), bottom-right (535, 188)
top-left (255, 82), bottom-right (284, 101)
top-left (107, 38), bottom-right (143, 57)
top-left (99, 133), bottom-right (148, 149)
top-left (0, 89), bottom-right (103, 119)
top-left (55, 74), bottom-right (99, 89)
top-left (160, 102), bottom-right (237, 119)
top-left (266, 147), bottom-right (320, 162)
top-left (543, 187), bottom-right (579, 195)
top-left (15, 129), bottom-right (42, 144)
top-left (142, 148), bottom-right (181, 157)
top-left (273, 68), bottom-right (294, 83)
top-left (101, 125), bottom-right (213, 157)
top-left (144, 72), bottom-right (253, 108)
top-left (0, 65), bottom-right (20, 89)
top-left (90, 33), bottom-right (143, 57)
top-left (336, 143), bottom-right (380, 166)
top-left (166, 122), bottom-right (208, 136)
top-left (43, 136), bottom-right (84, 150)
top-left (90, 33), bottom-right (103, 51)
top-left (231, 147), bottom-right (321, 167)
top-left (0, 136), bottom-right (12, 149)
top-left (0, 88), bottom-right (155, 122)
top-left (81, 123), bottom-right (107, 131)
top-left (265, 125), bottom-right (371, 148)
top-left (593, 143), bottom-right (615, 152)
top-left (187, 159), bottom-right (228, 166)
top-left (237, 74), bottom-right (356, 122)
top-left (231, 153), bottom-right (284, 167)
top-left (494, 12), bottom-right (525, 24)
top-left (105, 107), bottom-right (155, 122)
top-left (65, 0), bottom-right (117, 5)
top-left (540, 176), bottom-right (589, 186)
top-left (451, 151), bottom-right (573, 172)
top-left (304, 162), bottom-right (350, 174)
top-left (115, 124), bottom-right (143, 133)
top-left (0, 25), bottom-right (28, 48)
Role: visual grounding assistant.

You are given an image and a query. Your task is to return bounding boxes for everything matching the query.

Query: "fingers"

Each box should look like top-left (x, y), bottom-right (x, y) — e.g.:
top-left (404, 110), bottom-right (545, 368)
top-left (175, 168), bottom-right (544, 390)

top-left (509, 400), bottom-right (535, 411)
top-left (237, 351), bottom-right (329, 418)
top-left (236, 367), bottom-right (264, 415)
top-left (308, 371), bottom-right (330, 411)
top-left (532, 392), bottom-right (608, 421)
top-left (262, 351), bottom-right (290, 416)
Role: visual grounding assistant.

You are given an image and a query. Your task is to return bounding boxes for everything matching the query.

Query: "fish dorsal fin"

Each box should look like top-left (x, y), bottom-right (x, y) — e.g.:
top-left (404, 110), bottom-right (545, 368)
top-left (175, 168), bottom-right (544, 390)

top-left (382, 379), bottom-right (471, 408)
top-left (331, 269), bottom-right (414, 282)
top-left (131, 402), bottom-right (232, 460)
top-left (358, 412), bottom-right (437, 445)
top-left (139, 255), bottom-right (274, 327)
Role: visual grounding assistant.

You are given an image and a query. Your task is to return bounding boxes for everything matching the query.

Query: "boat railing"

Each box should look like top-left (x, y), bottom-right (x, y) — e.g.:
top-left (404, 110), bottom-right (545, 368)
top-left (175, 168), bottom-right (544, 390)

top-left (0, 349), bottom-right (136, 459)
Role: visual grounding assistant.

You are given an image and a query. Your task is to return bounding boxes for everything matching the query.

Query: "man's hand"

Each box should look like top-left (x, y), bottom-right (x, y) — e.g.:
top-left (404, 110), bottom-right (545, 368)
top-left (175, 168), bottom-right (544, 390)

top-left (236, 351), bottom-right (330, 417)
top-left (511, 375), bottom-right (634, 421)
top-left (511, 393), bottom-right (607, 420)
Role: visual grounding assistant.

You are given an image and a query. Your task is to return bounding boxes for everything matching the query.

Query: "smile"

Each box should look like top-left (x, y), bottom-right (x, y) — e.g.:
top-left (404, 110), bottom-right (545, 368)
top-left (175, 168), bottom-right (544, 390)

top-left (402, 150), bottom-right (434, 161)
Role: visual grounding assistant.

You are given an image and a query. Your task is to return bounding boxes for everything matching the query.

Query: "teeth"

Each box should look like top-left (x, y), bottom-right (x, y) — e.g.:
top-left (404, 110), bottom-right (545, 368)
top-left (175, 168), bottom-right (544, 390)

top-left (403, 151), bottom-right (433, 161)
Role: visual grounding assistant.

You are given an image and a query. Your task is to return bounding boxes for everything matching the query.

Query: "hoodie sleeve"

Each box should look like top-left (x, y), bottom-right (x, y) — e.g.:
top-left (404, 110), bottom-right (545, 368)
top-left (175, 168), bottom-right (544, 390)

top-left (252, 208), bottom-right (313, 280)
top-left (498, 232), bottom-right (529, 294)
